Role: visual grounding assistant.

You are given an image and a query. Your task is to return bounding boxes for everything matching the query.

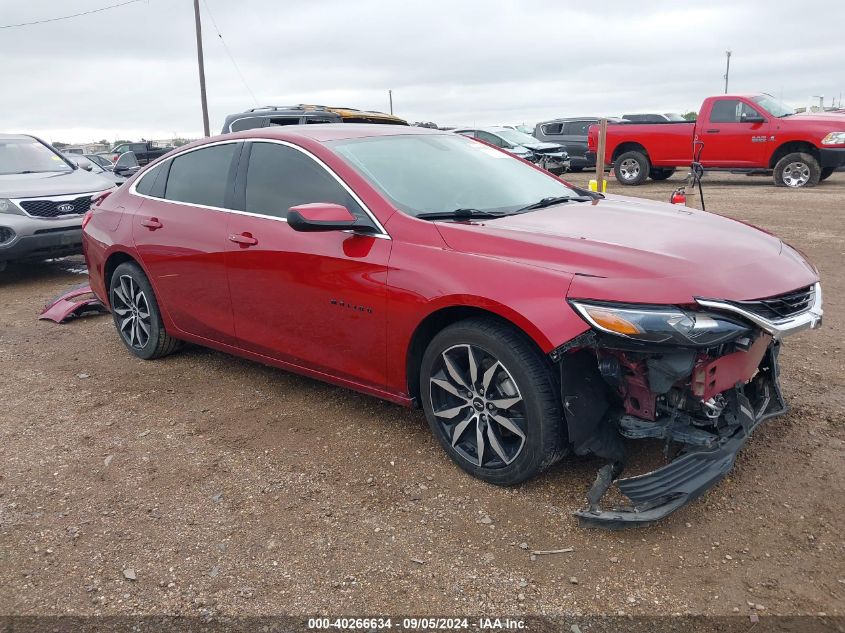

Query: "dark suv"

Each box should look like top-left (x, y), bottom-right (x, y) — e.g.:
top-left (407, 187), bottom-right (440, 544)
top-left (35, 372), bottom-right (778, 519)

top-left (222, 105), bottom-right (409, 133)
top-left (533, 117), bottom-right (624, 171)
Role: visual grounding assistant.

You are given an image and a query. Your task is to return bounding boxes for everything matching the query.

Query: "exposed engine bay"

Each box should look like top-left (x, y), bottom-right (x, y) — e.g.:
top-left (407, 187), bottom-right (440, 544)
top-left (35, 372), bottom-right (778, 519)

top-left (555, 283), bottom-right (823, 527)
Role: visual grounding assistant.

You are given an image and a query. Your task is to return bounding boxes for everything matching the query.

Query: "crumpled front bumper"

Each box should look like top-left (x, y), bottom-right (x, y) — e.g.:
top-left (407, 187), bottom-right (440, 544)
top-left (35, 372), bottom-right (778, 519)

top-left (575, 343), bottom-right (787, 528)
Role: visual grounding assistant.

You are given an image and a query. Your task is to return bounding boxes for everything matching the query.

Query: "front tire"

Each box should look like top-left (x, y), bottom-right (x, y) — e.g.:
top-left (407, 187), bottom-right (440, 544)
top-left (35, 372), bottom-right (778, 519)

top-left (419, 317), bottom-right (565, 486)
top-left (773, 152), bottom-right (820, 188)
top-left (614, 150), bottom-right (650, 185)
top-left (109, 261), bottom-right (181, 360)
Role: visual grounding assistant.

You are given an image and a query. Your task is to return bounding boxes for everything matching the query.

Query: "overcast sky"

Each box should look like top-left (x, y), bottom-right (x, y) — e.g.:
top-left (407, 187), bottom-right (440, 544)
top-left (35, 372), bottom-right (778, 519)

top-left (2, 0), bottom-right (843, 144)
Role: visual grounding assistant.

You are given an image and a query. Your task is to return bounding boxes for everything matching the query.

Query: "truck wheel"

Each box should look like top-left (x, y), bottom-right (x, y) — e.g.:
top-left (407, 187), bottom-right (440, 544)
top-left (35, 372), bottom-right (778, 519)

top-left (819, 167), bottom-right (835, 181)
top-left (649, 168), bottom-right (675, 181)
top-left (773, 152), bottom-right (820, 188)
top-left (614, 151), bottom-right (650, 185)
top-left (420, 317), bottom-right (565, 486)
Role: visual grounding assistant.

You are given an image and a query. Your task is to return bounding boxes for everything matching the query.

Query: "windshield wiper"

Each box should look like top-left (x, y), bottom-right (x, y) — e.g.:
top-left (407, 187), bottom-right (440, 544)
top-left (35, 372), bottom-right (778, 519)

top-left (515, 195), bottom-right (591, 213)
top-left (416, 208), bottom-right (509, 221)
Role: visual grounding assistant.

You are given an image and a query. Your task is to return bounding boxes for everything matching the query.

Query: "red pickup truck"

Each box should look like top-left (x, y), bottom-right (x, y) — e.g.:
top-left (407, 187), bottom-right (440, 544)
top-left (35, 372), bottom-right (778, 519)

top-left (588, 94), bottom-right (845, 187)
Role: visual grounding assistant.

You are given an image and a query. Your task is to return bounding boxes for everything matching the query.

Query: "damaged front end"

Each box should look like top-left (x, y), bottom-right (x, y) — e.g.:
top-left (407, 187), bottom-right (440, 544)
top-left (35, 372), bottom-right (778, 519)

top-left (554, 283), bottom-right (822, 528)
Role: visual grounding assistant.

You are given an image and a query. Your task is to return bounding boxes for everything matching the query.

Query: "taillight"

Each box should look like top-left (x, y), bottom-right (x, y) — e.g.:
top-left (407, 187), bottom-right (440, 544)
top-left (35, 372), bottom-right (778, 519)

top-left (91, 190), bottom-right (113, 207)
top-left (82, 209), bottom-right (94, 230)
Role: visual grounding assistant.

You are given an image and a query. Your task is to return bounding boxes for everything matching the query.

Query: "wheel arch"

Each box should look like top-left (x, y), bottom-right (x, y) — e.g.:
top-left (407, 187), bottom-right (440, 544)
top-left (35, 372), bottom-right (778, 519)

top-left (611, 141), bottom-right (649, 163)
top-left (404, 303), bottom-right (552, 406)
top-left (768, 141), bottom-right (819, 168)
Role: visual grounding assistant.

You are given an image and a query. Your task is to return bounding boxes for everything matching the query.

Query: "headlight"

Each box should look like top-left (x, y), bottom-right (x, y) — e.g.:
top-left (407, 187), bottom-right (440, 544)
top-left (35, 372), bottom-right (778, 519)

top-left (570, 301), bottom-right (750, 346)
top-left (0, 199), bottom-right (24, 215)
top-left (821, 131), bottom-right (845, 145)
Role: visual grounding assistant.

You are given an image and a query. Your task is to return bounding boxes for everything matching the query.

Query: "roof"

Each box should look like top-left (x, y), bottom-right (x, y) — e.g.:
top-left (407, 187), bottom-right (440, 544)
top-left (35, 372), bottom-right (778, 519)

top-left (228, 123), bottom-right (442, 143)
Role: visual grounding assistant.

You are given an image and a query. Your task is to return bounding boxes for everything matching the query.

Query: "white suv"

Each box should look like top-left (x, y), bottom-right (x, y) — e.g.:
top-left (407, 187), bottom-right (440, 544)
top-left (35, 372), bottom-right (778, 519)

top-left (0, 134), bottom-right (114, 269)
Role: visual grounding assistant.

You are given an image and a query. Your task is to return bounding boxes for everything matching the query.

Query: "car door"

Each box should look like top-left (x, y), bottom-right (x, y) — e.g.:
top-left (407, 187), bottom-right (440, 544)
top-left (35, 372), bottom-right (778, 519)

top-left (224, 140), bottom-right (392, 388)
top-left (562, 120), bottom-right (594, 159)
top-left (131, 141), bottom-right (240, 345)
top-left (698, 99), bottom-right (770, 167)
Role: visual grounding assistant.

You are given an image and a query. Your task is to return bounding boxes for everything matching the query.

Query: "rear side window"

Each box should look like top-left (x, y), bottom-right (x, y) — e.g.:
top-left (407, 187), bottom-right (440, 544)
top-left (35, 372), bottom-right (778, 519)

top-left (164, 144), bottom-right (237, 208)
top-left (269, 117), bottom-right (302, 126)
top-left (563, 121), bottom-right (593, 135)
top-left (541, 123), bottom-right (562, 135)
top-left (134, 162), bottom-right (169, 197)
top-left (244, 142), bottom-right (366, 221)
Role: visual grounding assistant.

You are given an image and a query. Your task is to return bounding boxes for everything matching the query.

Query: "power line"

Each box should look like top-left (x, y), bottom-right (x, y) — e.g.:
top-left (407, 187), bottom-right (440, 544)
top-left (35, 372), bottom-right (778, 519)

top-left (200, 0), bottom-right (259, 106)
top-left (0, 0), bottom-right (143, 29)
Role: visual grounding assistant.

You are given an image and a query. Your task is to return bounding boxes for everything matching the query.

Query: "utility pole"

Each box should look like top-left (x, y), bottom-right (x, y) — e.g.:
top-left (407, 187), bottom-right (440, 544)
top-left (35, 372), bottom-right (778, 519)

top-left (723, 50), bottom-right (731, 94)
top-left (193, 0), bottom-right (210, 137)
top-left (388, 90), bottom-right (393, 115)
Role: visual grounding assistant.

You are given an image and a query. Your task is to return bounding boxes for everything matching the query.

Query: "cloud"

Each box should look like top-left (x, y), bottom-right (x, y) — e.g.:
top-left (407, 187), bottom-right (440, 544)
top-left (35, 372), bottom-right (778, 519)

top-left (2, 0), bottom-right (843, 142)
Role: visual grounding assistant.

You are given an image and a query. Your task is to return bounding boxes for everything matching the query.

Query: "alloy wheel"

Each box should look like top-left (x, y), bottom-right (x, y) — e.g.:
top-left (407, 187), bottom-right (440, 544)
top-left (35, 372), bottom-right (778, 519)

top-left (111, 274), bottom-right (151, 349)
top-left (782, 161), bottom-right (811, 187)
top-left (429, 344), bottom-right (526, 468)
top-left (619, 158), bottom-right (640, 181)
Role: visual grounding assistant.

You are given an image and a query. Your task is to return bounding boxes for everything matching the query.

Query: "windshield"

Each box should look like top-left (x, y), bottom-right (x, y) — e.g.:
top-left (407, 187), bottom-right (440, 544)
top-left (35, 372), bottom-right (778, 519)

top-left (751, 95), bottom-right (793, 118)
top-left (0, 138), bottom-right (73, 175)
top-left (495, 129), bottom-right (539, 146)
top-left (329, 134), bottom-right (578, 217)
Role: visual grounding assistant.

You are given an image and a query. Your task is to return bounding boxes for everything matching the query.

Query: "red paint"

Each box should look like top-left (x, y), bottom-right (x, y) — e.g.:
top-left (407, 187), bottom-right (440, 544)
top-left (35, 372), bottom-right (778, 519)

top-left (588, 93), bottom-right (845, 170)
top-left (83, 126), bottom-right (820, 406)
top-left (692, 334), bottom-right (772, 400)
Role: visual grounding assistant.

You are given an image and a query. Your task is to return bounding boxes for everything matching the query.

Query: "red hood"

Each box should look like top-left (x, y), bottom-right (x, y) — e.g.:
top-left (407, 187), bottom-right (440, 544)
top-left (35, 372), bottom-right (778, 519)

top-left (434, 195), bottom-right (819, 304)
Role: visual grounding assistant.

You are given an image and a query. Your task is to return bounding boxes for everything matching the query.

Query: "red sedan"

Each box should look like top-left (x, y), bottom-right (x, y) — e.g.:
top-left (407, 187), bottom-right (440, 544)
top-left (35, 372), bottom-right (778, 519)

top-left (82, 125), bottom-right (822, 526)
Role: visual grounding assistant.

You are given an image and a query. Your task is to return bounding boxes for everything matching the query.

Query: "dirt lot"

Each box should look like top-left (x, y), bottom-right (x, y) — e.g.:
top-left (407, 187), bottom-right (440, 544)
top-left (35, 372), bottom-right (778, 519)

top-left (1, 171), bottom-right (843, 621)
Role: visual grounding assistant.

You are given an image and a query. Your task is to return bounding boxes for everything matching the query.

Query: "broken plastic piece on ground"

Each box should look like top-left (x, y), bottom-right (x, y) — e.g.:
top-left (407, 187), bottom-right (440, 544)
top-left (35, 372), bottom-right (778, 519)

top-left (39, 283), bottom-right (108, 323)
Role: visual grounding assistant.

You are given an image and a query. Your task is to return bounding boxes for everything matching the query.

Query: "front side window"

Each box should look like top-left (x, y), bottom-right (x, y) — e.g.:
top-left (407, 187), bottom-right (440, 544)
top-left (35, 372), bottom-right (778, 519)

top-left (330, 134), bottom-right (578, 218)
top-left (0, 138), bottom-right (73, 175)
top-left (164, 143), bottom-right (236, 208)
top-left (541, 123), bottom-right (563, 135)
top-left (244, 142), bottom-right (366, 221)
top-left (564, 121), bottom-right (593, 136)
top-left (475, 131), bottom-right (507, 147)
top-left (495, 129), bottom-right (538, 146)
top-left (709, 100), bottom-right (763, 123)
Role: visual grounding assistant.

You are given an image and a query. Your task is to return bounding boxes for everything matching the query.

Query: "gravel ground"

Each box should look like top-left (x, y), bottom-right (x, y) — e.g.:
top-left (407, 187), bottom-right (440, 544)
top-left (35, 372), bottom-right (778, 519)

top-left (0, 171), bottom-right (843, 620)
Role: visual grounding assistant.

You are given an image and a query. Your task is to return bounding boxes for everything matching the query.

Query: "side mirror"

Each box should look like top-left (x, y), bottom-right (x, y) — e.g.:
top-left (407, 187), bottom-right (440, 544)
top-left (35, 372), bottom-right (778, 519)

top-left (287, 203), bottom-right (375, 233)
top-left (742, 113), bottom-right (765, 123)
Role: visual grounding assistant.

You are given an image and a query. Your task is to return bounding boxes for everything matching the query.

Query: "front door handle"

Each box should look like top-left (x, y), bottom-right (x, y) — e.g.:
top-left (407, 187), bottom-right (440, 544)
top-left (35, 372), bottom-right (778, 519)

top-left (228, 232), bottom-right (258, 247)
top-left (140, 217), bottom-right (162, 230)
top-left (705, 129), bottom-right (720, 134)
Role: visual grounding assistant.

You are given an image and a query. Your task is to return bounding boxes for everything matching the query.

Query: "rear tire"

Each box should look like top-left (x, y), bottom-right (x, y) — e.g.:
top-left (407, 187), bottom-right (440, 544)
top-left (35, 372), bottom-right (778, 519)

top-left (819, 166), bottom-right (835, 181)
top-left (773, 152), bottom-right (820, 188)
top-left (109, 261), bottom-right (181, 360)
top-left (649, 167), bottom-right (676, 181)
top-left (614, 150), bottom-right (650, 185)
top-left (419, 317), bottom-right (565, 486)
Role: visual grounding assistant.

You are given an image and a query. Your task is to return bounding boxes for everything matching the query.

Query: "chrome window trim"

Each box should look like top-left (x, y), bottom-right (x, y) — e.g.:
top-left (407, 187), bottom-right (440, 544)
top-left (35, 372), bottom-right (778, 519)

top-left (695, 282), bottom-right (823, 340)
top-left (128, 138), bottom-right (390, 240)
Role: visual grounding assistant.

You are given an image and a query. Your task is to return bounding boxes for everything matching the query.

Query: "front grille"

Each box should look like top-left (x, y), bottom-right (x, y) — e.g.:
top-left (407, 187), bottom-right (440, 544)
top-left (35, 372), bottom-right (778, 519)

top-left (729, 286), bottom-right (815, 321)
top-left (19, 195), bottom-right (92, 218)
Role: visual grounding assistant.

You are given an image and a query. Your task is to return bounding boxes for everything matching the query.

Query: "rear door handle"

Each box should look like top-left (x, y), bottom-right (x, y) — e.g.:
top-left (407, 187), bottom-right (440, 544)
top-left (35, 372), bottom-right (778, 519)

top-left (705, 129), bottom-right (720, 134)
top-left (228, 232), bottom-right (258, 247)
top-left (140, 217), bottom-right (162, 230)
